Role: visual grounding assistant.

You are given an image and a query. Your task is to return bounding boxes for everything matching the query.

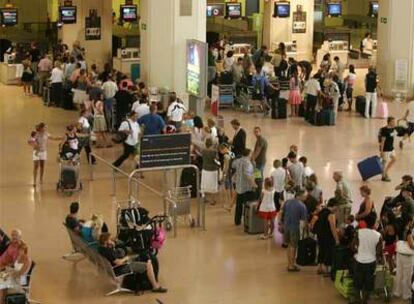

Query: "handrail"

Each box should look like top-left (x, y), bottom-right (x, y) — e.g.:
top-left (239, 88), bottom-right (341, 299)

top-left (128, 165), bottom-right (205, 230)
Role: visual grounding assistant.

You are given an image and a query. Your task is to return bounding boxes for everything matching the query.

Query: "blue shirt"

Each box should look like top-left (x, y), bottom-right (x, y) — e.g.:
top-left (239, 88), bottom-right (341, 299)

top-left (138, 113), bottom-right (165, 135)
top-left (282, 199), bottom-right (307, 232)
top-left (252, 73), bottom-right (269, 95)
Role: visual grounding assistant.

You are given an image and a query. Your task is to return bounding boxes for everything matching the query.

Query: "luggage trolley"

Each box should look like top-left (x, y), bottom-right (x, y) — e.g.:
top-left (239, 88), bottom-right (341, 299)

top-left (56, 156), bottom-right (83, 194)
top-left (166, 186), bottom-right (195, 232)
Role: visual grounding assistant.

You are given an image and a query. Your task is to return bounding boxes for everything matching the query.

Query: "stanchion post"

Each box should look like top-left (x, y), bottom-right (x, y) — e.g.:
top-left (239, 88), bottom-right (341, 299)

top-left (89, 154), bottom-right (94, 181)
top-left (112, 169), bottom-right (116, 197)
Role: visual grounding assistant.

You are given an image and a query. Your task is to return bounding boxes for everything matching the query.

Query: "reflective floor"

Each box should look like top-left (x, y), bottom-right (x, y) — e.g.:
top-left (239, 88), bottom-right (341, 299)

top-left (0, 77), bottom-right (411, 303)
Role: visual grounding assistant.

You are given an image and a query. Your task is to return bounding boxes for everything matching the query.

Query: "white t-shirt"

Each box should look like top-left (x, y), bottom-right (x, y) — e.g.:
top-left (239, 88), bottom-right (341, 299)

top-left (132, 102), bottom-right (150, 119)
top-left (271, 167), bottom-right (286, 193)
top-left (346, 73), bottom-right (357, 87)
top-left (304, 79), bottom-right (321, 97)
top-left (119, 119), bottom-right (140, 146)
top-left (362, 38), bottom-right (373, 55)
top-left (167, 101), bottom-right (187, 122)
top-left (258, 189), bottom-right (276, 213)
top-left (78, 116), bottom-right (90, 130)
top-left (224, 57), bottom-right (234, 72)
top-left (50, 67), bottom-right (64, 83)
top-left (304, 166), bottom-right (314, 178)
top-left (407, 100), bottom-right (414, 123)
top-left (102, 80), bottom-right (118, 99)
top-left (355, 228), bottom-right (381, 264)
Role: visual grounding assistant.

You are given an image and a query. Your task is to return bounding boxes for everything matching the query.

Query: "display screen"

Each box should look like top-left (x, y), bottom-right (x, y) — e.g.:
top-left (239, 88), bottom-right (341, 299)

top-left (186, 40), bottom-right (207, 97)
top-left (207, 4), bottom-right (224, 17)
top-left (121, 5), bottom-right (137, 22)
top-left (328, 3), bottom-right (342, 16)
top-left (226, 3), bottom-right (241, 19)
top-left (0, 8), bottom-right (18, 26)
top-left (274, 2), bottom-right (290, 18)
top-left (59, 6), bottom-right (77, 24)
top-left (370, 2), bottom-right (379, 16)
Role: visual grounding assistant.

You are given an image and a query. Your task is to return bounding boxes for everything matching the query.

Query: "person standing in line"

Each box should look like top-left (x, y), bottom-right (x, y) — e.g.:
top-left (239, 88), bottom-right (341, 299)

top-left (230, 119), bottom-right (246, 158)
top-left (232, 149), bottom-right (257, 226)
top-left (21, 58), bottom-right (34, 96)
top-left (258, 178), bottom-right (277, 240)
top-left (138, 104), bottom-right (166, 136)
top-left (251, 127), bottom-right (268, 179)
top-left (344, 65), bottom-right (357, 111)
top-left (333, 56), bottom-right (346, 83)
top-left (37, 54), bottom-right (53, 96)
top-left (31, 123), bottom-right (62, 187)
top-left (102, 74), bottom-right (118, 132)
top-left (200, 138), bottom-right (220, 206)
top-left (379, 117), bottom-right (397, 182)
top-left (50, 61), bottom-right (64, 107)
top-left (113, 112), bottom-right (140, 168)
top-left (28, 42), bottom-right (40, 75)
top-left (271, 159), bottom-right (286, 212)
top-left (288, 65), bottom-right (302, 117)
top-left (399, 99), bottom-right (414, 149)
top-left (167, 93), bottom-right (187, 129)
top-left (304, 73), bottom-right (321, 121)
top-left (279, 187), bottom-right (308, 272)
top-left (132, 97), bottom-right (150, 119)
top-left (364, 67), bottom-right (379, 119)
top-left (333, 171), bottom-right (352, 202)
top-left (352, 214), bottom-right (383, 304)
top-left (287, 152), bottom-right (305, 189)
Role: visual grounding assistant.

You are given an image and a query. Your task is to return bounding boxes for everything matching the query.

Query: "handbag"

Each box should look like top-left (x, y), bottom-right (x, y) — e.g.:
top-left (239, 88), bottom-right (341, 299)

top-left (396, 240), bottom-right (414, 256)
top-left (112, 121), bottom-right (131, 144)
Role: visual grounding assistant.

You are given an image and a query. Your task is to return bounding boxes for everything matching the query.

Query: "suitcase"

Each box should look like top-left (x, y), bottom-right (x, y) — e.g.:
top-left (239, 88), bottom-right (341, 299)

top-left (376, 102), bottom-right (389, 119)
top-left (244, 201), bottom-right (264, 234)
top-left (276, 98), bottom-right (287, 119)
top-left (298, 103), bottom-right (306, 117)
top-left (296, 237), bottom-right (317, 266)
top-left (5, 294), bottom-right (26, 304)
top-left (335, 270), bottom-right (357, 302)
top-left (355, 95), bottom-right (366, 115)
top-left (180, 168), bottom-right (197, 198)
top-left (357, 156), bottom-right (383, 181)
top-left (322, 109), bottom-right (335, 126)
top-left (312, 111), bottom-right (324, 126)
top-left (61, 166), bottom-right (77, 189)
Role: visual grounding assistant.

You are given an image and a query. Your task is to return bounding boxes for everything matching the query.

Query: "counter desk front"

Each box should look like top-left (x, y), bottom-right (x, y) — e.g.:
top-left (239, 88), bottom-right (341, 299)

top-left (0, 62), bottom-right (23, 85)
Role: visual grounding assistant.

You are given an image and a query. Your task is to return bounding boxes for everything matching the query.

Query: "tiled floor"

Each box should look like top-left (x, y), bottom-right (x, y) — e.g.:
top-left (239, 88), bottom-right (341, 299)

top-left (0, 78), bottom-right (411, 303)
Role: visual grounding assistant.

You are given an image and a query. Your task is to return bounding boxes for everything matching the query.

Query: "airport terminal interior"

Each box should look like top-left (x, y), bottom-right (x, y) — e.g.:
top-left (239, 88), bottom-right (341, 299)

top-left (0, 0), bottom-right (414, 303)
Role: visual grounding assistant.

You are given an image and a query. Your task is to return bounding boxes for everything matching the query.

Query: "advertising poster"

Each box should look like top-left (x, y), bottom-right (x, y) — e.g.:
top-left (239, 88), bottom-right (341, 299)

top-left (186, 40), bottom-right (207, 98)
top-left (293, 11), bottom-right (306, 33)
top-left (85, 10), bottom-right (101, 40)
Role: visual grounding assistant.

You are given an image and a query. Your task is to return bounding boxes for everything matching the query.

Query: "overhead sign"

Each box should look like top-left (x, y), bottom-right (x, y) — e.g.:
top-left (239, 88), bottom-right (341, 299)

top-left (293, 11), bottom-right (306, 33)
top-left (85, 9), bottom-right (101, 40)
top-left (140, 134), bottom-right (191, 168)
top-left (380, 17), bottom-right (387, 24)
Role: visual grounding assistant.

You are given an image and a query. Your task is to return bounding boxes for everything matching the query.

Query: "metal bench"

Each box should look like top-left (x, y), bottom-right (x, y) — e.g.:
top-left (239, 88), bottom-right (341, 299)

top-left (63, 224), bottom-right (134, 296)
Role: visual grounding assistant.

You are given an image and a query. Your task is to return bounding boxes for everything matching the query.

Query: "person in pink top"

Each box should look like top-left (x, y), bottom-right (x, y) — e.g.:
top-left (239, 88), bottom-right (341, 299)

top-left (0, 229), bottom-right (22, 270)
top-left (288, 65), bottom-right (302, 117)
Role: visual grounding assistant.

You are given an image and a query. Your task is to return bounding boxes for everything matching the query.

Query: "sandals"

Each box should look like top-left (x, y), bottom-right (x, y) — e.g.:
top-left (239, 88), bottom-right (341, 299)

top-left (152, 287), bottom-right (168, 293)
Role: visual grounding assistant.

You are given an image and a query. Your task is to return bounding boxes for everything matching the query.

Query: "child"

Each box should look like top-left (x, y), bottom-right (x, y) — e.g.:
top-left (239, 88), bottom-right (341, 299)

top-left (258, 178), bottom-right (277, 240)
top-left (340, 214), bottom-right (356, 247)
top-left (218, 144), bottom-right (235, 211)
top-left (382, 211), bottom-right (397, 273)
top-left (28, 131), bottom-right (39, 157)
top-left (93, 100), bottom-right (111, 148)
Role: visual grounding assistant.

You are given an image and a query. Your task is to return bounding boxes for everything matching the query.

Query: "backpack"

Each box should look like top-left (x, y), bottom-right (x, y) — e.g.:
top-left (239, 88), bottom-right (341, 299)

top-left (151, 225), bottom-right (166, 250)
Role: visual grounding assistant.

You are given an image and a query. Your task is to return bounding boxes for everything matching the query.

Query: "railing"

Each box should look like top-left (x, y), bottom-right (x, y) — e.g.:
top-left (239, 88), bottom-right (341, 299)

top-left (89, 153), bottom-right (206, 234)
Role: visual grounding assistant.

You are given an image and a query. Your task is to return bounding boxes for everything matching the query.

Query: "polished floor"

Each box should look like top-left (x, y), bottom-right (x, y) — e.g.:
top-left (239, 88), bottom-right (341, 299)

top-left (0, 78), bottom-right (412, 303)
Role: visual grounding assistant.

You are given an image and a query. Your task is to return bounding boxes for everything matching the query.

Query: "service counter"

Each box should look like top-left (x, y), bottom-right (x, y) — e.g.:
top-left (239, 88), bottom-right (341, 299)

top-left (113, 57), bottom-right (140, 78)
top-left (316, 49), bottom-right (349, 67)
top-left (0, 62), bottom-right (23, 85)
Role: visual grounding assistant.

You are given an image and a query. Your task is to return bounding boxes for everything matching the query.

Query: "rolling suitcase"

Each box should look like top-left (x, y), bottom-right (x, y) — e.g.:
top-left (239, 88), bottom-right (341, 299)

top-left (376, 101), bottom-right (389, 119)
top-left (296, 237), bottom-right (317, 266)
top-left (357, 156), bottom-right (383, 181)
top-left (5, 294), bottom-right (26, 304)
top-left (61, 166), bottom-right (77, 189)
top-left (355, 95), bottom-right (366, 115)
top-left (322, 109), bottom-right (335, 126)
top-left (276, 99), bottom-right (287, 119)
top-left (244, 201), bottom-right (264, 234)
top-left (312, 111), bottom-right (324, 126)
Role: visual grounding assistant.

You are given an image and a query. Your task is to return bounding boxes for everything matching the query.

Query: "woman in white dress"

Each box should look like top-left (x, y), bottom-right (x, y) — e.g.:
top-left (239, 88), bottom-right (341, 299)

top-left (201, 138), bottom-right (220, 205)
top-left (0, 242), bottom-right (31, 303)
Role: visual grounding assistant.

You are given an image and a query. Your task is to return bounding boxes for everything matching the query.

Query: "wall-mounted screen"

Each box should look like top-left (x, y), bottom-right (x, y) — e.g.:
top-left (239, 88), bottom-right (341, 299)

top-left (370, 2), bottom-right (378, 17)
top-left (225, 3), bottom-right (241, 19)
top-left (274, 2), bottom-right (290, 18)
top-left (186, 39), bottom-right (207, 98)
top-left (327, 3), bottom-right (342, 17)
top-left (120, 5), bottom-right (138, 22)
top-left (207, 4), bottom-right (224, 17)
top-left (59, 6), bottom-right (77, 24)
top-left (0, 8), bottom-right (18, 26)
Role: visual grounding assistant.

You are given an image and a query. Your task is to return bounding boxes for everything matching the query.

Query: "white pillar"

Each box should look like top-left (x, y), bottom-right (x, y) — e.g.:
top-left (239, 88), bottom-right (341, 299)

top-left (59, 0), bottom-right (113, 69)
top-left (377, 0), bottom-right (414, 98)
top-left (263, 0), bottom-right (314, 61)
top-left (140, 0), bottom-right (206, 98)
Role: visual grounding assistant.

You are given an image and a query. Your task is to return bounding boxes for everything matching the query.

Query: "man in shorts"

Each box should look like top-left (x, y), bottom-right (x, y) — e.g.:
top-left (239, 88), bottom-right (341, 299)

top-left (279, 187), bottom-right (307, 272)
top-left (379, 117), bottom-right (397, 182)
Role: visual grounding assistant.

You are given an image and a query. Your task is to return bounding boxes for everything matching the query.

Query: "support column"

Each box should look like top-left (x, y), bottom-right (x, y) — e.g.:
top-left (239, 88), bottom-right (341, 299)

top-left (140, 0), bottom-right (206, 112)
top-left (377, 0), bottom-right (414, 98)
top-left (263, 0), bottom-right (314, 61)
top-left (59, 0), bottom-right (113, 69)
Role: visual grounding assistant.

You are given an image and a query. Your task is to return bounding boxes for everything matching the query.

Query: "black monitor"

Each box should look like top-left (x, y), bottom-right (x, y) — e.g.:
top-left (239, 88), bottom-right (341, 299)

top-left (120, 5), bottom-right (138, 22)
top-left (327, 3), bottom-right (342, 17)
top-left (369, 1), bottom-right (379, 17)
top-left (0, 8), bottom-right (18, 27)
top-left (207, 4), bottom-right (224, 17)
top-left (59, 6), bottom-right (77, 24)
top-left (274, 2), bottom-right (290, 18)
top-left (225, 2), bottom-right (241, 19)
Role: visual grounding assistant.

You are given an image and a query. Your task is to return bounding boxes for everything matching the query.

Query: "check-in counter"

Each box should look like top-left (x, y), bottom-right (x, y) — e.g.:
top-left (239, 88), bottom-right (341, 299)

top-left (0, 62), bottom-right (23, 85)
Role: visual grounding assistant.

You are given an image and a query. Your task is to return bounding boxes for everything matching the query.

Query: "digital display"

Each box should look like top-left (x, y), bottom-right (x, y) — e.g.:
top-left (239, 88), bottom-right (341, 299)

top-left (274, 2), bottom-right (290, 18)
top-left (121, 5), bottom-right (137, 22)
top-left (226, 3), bottom-right (241, 19)
top-left (0, 8), bottom-right (18, 26)
top-left (186, 40), bottom-right (207, 97)
top-left (370, 2), bottom-right (379, 17)
top-left (207, 4), bottom-right (224, 17)
top-left (328, 3), bottom-right (342, 16)
top-left (59, 6), bottom-right (77, 24)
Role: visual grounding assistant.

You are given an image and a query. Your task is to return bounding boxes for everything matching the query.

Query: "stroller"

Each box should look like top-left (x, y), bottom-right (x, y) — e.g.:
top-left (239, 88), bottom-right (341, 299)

top-left (117, 202), bottom-right (167, 256)
top-left (56, 148), bottom-right (82, 193)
